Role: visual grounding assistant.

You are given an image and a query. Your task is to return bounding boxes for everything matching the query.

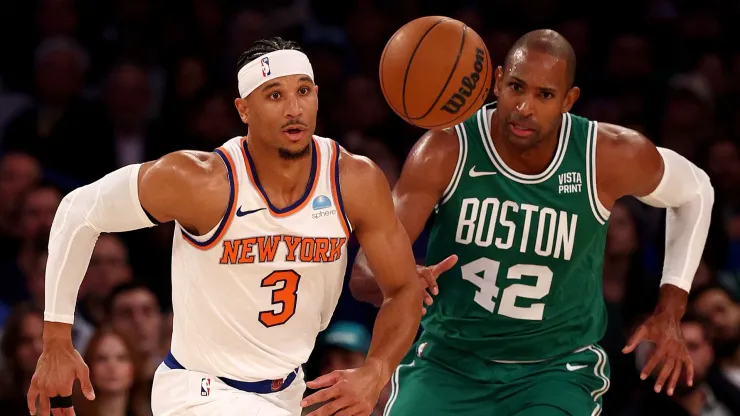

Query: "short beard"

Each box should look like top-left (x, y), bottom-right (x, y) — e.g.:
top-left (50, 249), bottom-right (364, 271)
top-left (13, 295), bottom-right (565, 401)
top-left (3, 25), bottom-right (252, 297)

top-left (278, 144), bottom-right (311, 161)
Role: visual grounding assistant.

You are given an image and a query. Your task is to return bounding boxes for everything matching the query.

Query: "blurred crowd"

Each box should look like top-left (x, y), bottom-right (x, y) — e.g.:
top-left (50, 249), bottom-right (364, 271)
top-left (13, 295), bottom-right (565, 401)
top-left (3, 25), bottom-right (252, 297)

top-left (1, 0), bottom-right (740, 415)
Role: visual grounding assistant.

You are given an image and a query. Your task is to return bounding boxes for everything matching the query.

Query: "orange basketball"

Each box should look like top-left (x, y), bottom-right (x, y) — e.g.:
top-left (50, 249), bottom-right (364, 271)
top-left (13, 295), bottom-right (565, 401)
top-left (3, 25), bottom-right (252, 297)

top-left (379, 16), bottom-right (492, 130)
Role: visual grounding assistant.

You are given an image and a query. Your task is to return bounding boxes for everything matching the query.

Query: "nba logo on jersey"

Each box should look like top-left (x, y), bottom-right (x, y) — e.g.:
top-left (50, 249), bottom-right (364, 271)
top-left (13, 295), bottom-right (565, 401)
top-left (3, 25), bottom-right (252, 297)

top-left (200, 377), bottom-right (210, 396)
top-left (261, 57), bottom-right (271, 77)
top-left (312, 195), bottom-right (332, 210)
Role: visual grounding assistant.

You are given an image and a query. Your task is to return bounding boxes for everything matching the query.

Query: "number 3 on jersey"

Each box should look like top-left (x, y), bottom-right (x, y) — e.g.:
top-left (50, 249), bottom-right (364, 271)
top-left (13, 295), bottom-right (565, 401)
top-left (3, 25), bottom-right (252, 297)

top-left (259, 270), bottom-right (301, 328)
top-left (461, 258), bottom-right (553, 321)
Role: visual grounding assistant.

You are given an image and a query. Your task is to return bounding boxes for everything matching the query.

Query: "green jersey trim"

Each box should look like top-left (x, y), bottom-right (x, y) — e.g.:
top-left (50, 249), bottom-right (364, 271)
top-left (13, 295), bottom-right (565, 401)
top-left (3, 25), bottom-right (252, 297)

top-left (587, 345), bottom-right (611, 406)
top-left (437, 125), bottom-right (469, 210)
top-left (585, 120), bottom-right (610, 224)
top-left (476, 104), bottom-right (571, 184)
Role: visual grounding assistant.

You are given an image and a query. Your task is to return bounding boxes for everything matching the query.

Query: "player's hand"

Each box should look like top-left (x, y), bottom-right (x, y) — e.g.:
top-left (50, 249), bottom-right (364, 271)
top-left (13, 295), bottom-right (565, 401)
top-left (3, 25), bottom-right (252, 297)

top-left (622, 312), bottom-right (694, 396)
top-left (417, 254), bottom-right (458, 314)
top-left (27, 338), bottom-right (95, 416)
top-left (301, 364), bottom-right (384, 416)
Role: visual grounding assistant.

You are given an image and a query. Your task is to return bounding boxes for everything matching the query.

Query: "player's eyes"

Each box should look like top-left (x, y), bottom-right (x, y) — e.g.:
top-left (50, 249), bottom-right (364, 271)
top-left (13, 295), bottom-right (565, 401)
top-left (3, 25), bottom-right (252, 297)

top-left (269, 92), bottom-right (281, 100)
top-left (542, 92), bottom-right (554, 99)
top-left (299, 87), bottom-right (309, 95)
top-left (508, 83), bottom-right (522, 91)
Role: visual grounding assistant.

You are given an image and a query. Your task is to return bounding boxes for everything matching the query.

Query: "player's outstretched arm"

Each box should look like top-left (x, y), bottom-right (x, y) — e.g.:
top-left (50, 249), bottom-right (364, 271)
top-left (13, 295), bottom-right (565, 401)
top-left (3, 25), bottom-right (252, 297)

top-left (595, 123), bottom-right (714, 396)
top-left (29, 151), bottom-right (228, 416)
top-left (301, 151), bottom-right (423, 416)
top-left (350, 128), bottom-right (459, 307)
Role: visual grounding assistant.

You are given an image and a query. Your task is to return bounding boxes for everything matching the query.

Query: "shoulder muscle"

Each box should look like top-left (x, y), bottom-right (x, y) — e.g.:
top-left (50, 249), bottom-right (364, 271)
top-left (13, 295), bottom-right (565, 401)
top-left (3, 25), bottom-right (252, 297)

top-left (337, 148), bottom-right (392, 231)
top-left (139, 150), bottom-right (229, 231)
top-left (595, 123), bottom-right (664, 206)
top-left (399, 127), bottom-right (460, 201)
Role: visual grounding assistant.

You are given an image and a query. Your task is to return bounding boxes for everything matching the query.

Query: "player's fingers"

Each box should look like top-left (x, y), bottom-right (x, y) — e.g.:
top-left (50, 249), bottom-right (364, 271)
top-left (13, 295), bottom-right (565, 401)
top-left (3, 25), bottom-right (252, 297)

top-left (335, 403), bottom-right (369, 416)
top-left (27, 380), bottom-right (39, 414)
top-left (76, 364), bottom-right (95, 400)
top-left (666, 358), bottom-right (684, 396)
top-left (623, 325), bottom-right (648, 354)
top-left (51, 408), bottom-right (66, 416)
top-left (301, 384), bottom-right (341, 408)
top-left (38, 391), bottom-right (51, 416)
top-left (306, 371), bottom-right (341, 389)
top-left (431, 255), bottom-right (458, 276)
top-left (653, 356), bottom-right (675, 393)
top-left (423, 291), bottom-right (433, 306)
top-left (308, 396), bottom-right (353, 416)
top-left (417, 267), bottom-right (438, 295)
top-left (684, 354), bottom-right (695, 387)
top-left (640, 347), bottom-right (665, 380)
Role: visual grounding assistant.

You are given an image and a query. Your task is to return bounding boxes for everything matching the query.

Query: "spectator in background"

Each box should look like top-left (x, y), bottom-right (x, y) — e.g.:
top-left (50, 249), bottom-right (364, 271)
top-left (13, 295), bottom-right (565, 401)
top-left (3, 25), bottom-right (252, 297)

top-left (161, 55), bottom-right (211, 136)
top-left (1, 37), bottom-right (105, 183)
top-left (303, 321), bottom-right (390, 416)
top-left (184, 88), bottom-right (241, 151)
top-left (99, 62), bottom-right (172, 172)
top-left (0, 152), bottom-right (40, 256)
top-left (74, 328), bottom-right (151, 416)
top-left (1, 2), bottom-right (740, 414)
top-left (0, 303), bottom-right (43, 414)
top-left (624, 315), bottom-right (737, 416)
top-left (0, 183), bottom-right (60, 308)
top-left (600, 201), bottom-right (658, 414)
top-left (661, 74), bottom-right (715, 163)
top-left (79, 234), bottom-right (133, 327)
top-left (107, 282), bottom-right (165, 380)
top-left (691, 285), bottom-right (740, 390)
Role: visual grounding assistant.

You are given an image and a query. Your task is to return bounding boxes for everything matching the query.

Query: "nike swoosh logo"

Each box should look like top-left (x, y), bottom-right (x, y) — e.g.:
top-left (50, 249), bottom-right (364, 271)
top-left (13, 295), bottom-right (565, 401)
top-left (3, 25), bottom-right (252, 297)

top-left (236, 207), bottom-right (266, 217)
top-left (566, 363), bottom-right (588, 371)
top-left (469, 166), bottom-right (497, 177)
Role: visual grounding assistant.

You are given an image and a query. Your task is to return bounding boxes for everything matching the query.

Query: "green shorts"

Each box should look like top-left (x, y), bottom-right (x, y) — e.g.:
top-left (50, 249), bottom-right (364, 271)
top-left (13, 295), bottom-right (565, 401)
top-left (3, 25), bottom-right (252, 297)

top-left (384, 333), bottom-right (610, 416)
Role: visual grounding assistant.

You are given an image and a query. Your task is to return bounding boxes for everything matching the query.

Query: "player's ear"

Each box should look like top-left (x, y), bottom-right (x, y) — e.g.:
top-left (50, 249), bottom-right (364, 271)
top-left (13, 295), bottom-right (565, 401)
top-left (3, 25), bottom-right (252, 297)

top-left (234, 97), bottom-right (249, 124)
top-left (493, 66), bottom-right (503, 97)
top-left (561, 86), bottom-right (580, 113)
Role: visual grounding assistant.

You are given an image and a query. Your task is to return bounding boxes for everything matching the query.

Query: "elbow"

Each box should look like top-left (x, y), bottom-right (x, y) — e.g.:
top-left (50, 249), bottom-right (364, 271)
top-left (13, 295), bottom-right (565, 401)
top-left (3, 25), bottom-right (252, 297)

top-left (693, 166), bottom-right (715, 210)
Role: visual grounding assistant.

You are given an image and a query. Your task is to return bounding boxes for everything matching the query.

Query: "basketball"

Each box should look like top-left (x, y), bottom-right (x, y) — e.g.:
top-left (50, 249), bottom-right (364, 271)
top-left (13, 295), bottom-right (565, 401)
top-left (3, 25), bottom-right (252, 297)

top-left (379, 16), bottom-right (492, 130)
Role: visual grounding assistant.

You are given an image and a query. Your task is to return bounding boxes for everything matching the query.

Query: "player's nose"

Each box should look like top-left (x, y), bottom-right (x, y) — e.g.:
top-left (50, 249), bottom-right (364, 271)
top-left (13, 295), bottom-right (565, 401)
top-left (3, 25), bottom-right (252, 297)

top-left (515, 99), bottom-right (534, 117)
top-left (284, 94), bottom-right (303, 119)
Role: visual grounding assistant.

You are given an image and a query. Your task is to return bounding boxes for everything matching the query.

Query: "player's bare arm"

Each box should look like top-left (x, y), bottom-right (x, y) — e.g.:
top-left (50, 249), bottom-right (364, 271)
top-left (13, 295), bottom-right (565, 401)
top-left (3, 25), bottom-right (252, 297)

top-left (29, 152), bottom-right (230, 416)
top-left (350, 128), bottom-right (460, 309)
top-left (301, 150), bottom-right (423, 416)
top-left (595, 123), bottom-right (714, 396)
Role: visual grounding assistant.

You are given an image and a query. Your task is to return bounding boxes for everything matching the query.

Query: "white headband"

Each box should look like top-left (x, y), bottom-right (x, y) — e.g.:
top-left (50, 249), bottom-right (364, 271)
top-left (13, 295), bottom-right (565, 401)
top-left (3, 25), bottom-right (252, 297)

top-left (237, 49), bottom-right (314, 98)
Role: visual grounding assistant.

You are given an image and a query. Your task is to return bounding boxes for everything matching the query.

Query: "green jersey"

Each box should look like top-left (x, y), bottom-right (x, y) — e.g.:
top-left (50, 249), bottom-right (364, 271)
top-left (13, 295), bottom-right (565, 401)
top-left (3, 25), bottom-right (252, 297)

top-left (423, 102), bottom-right (610, 361)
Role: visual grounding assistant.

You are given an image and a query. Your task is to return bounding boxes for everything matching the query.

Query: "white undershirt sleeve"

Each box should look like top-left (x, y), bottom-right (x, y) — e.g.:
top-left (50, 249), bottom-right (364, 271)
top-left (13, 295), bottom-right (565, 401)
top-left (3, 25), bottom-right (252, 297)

top-left (636, 147), bottom-right (714, 292)
top-left (45, 164), bottom-right (157, 324)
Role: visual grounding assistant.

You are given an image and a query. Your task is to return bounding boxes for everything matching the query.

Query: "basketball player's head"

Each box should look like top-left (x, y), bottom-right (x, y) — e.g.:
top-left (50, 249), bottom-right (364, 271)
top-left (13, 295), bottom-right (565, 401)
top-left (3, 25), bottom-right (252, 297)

top-left (493, 29), bottom-right (580, 149)
top-left (234, 37), bottom-right (317, 160)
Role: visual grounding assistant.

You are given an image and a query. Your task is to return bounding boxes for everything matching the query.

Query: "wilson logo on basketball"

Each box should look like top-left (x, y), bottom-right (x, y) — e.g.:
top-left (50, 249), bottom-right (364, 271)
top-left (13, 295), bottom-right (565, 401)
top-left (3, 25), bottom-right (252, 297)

top-left (441, 48), bottom-right (486, 114)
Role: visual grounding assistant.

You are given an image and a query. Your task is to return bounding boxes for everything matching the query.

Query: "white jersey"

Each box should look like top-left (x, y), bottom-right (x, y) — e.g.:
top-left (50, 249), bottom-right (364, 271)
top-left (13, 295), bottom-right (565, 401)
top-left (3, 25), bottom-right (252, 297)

top-left (169, 135), bottom-right (352, 381)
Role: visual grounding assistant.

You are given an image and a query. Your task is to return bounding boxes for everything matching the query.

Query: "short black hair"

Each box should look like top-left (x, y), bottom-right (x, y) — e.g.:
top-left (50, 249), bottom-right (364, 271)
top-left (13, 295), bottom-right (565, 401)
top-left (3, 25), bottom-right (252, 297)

top-left (236, 37), bottom-right (303, 72)
top-left (689, 283), bottom-right (738, 306)
top-left (105, 280), bottom-right (160, 314)
top-left (504, 29), bottom-right (577, 88)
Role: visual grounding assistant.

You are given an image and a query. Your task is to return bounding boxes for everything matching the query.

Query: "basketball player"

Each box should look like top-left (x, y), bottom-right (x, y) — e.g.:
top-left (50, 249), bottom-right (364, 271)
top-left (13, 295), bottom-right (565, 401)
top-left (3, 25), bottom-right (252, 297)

top-left (27, 37), bottom-right (430, 416)
top-left (350, 30), bottom-right (714, 415)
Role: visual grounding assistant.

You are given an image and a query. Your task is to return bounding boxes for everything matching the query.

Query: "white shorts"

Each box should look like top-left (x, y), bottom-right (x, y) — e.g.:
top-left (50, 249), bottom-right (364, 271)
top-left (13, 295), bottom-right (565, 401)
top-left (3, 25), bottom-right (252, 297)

top-left (151, 363), bottom-right (306, 416)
